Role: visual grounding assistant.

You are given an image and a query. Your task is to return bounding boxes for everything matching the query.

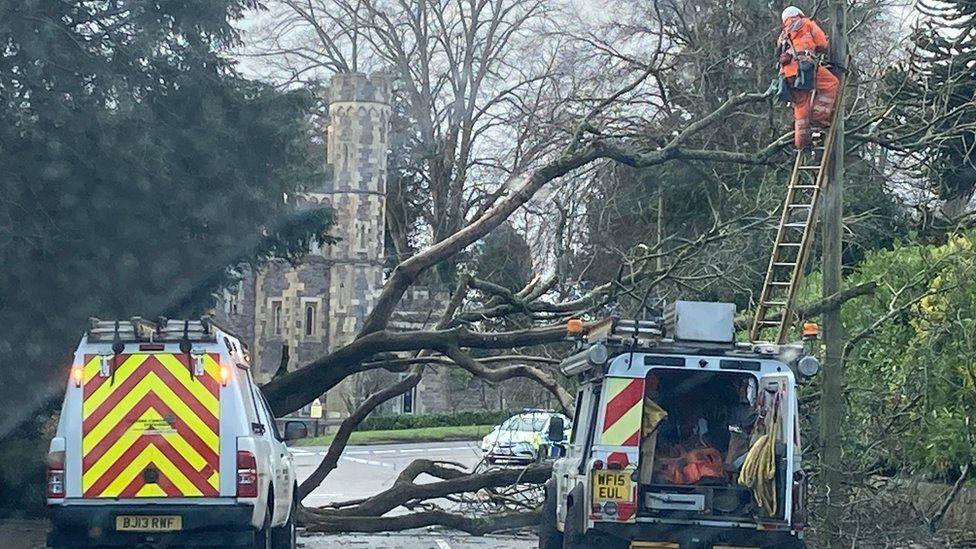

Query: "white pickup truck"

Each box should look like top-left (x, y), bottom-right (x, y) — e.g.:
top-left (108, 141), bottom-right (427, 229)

top-left (46, 317), bottom-right (297, 548)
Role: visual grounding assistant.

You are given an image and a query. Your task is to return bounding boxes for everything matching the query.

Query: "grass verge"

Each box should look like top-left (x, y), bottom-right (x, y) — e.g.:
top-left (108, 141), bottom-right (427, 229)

top-left (292, 424), bottom-right (495, 447)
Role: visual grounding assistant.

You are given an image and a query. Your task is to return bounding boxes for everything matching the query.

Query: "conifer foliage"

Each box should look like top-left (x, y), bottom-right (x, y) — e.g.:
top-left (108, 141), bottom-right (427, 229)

top-left (0, 1), bottom-right (328, 427)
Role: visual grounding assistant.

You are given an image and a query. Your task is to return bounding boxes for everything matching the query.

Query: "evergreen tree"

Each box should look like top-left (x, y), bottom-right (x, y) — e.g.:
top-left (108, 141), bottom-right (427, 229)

top-left (890, 0), bottom-right (976, 215)
top-left (0, 0), bottom-right (328, 437)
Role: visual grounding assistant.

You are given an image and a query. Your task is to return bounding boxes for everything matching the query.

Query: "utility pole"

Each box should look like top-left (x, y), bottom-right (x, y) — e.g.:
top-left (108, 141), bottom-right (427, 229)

top-left (820, 0), bottom-right (847, 544)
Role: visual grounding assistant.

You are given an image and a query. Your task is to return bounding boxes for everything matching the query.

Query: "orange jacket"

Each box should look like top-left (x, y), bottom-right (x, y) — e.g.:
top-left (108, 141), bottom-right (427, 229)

top-left (777, 16), bottom-right (829, 78)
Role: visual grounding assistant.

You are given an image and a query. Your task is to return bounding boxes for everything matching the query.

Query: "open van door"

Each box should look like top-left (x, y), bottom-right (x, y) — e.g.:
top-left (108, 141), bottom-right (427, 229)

top-left (751, 372), bottom-right (797, 524)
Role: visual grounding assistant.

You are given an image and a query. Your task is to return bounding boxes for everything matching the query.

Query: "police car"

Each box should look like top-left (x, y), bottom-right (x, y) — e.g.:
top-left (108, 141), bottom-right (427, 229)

top-left (481, 410), bottom-right (570, 464)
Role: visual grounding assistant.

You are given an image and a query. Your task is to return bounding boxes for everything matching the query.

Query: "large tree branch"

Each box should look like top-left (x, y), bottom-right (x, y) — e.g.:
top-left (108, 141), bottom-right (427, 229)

top-left (265, 83), bottom-right (796, 415)
top-left (296, 371), bottom-right (422, 501)
top-left (302, 509), bottom-right (540, 535)
top-left (306, 459), bottom-right (552, 518)
top-left (733, 281), bottom-right (879, 330)
top-left (264, 324), bottom-right (570, 415)
top-left (442, 345), bottom-right (574, 414)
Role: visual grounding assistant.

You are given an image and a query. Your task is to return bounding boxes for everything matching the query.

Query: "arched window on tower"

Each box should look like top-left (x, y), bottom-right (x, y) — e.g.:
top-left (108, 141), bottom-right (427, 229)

top-left (357, 222), bottom-right (368, 251)
top-left (271, 300), bottom-right (283, 336)
top-left (305, 303), bottom-right (317, 337)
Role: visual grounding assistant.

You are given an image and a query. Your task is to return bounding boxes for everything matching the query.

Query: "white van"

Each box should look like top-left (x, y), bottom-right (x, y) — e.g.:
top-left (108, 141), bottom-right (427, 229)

top-left (46, 318), bottom-right (297, 548)
top-left (540, 302), bottom-right (818, 549)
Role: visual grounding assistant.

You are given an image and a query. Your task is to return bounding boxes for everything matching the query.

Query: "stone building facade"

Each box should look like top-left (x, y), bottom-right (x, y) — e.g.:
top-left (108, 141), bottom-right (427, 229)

top-left (215, 72), bottom-right (392, 418)
top-left (215, 72), bottom-right (549, 419)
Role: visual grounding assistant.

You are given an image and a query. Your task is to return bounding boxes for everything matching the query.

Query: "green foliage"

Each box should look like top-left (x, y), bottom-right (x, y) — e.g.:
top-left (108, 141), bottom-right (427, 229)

top-left (358, 410), bottom-right (518, 432)
top-left (0, 1), bottom-right (328, 433)
top-left (810, 234), bottom-right (976, 476)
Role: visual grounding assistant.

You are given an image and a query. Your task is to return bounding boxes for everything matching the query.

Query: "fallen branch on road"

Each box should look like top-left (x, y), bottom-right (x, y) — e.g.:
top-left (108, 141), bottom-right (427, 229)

top-left (301, 508), bottom-right (540, 535)
top-left (300, 459), bottom-right (552, 534)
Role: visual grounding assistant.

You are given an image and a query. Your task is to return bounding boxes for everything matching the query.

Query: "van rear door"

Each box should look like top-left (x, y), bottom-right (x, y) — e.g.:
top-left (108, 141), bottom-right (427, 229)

top-left (758, 372), bottom-right (796, 523)
top-left (80, 352), bottom-right (221, 498)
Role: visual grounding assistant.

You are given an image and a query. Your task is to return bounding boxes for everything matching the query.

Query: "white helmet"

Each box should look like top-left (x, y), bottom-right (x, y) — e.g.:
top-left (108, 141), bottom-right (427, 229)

top-left (782, 6), bottom-right (804, 22)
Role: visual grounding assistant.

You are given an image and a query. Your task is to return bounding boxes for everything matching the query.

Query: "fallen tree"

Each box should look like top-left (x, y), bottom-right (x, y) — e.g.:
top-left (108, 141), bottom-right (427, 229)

top-left (301, 460), bottom-right (553, 534)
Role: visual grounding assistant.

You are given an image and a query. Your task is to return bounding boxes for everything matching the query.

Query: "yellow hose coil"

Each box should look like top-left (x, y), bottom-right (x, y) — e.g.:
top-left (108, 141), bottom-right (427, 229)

top-left (737, 430), bottom-right (777, 515)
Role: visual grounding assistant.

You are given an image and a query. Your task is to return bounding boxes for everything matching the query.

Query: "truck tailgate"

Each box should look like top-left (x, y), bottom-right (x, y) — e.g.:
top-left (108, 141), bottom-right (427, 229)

top-left (80, 353), bottom-right (221, 498)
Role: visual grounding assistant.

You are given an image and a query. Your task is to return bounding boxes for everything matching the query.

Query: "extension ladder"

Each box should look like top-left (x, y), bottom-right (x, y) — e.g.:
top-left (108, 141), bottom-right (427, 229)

top-left (750, 103), bottom-right (842, 343)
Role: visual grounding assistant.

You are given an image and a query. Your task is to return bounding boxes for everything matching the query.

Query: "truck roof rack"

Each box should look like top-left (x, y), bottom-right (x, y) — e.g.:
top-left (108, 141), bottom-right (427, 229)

top-left (87, 317), bottom-right (217, 343)
top-left (586, 317), bottom-right (666, 344)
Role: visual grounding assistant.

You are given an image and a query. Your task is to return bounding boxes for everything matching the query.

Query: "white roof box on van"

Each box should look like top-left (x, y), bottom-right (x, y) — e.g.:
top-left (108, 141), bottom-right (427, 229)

top-left (664, 301), bottom-right (736, 343)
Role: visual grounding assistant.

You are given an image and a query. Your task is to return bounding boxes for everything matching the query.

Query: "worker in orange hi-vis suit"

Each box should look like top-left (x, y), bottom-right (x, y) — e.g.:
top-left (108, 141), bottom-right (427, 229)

top-left (776, 6), bottom-right (839, 149)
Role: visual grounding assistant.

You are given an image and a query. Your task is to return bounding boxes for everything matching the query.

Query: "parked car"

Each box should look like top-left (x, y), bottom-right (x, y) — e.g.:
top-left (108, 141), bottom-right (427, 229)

top-left (46, 317), bottom-right (298, 548)
top-left (480, 409), bottom-right (571, 464)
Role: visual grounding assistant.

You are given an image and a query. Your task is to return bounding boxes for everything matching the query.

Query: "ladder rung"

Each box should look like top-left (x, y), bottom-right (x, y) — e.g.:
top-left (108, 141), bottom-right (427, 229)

top-left (770, 281), bottom-right (791, 286)
top-left (798, 165), bottom-right (821, 171)
top-left (788, 203), bottom-right (813, 208)
top-left (793, 185), bottom-right (819, 190)
top-left (763, 301), bottom-right (787, 306)
top-left (777, 242), bottom-right (802, 247)
top-left (784, 223), bottom-right (808, 228)
top-left (773, 262), bottom-right (797, 267)
top-left (758, 320), bottom-right (781, 326)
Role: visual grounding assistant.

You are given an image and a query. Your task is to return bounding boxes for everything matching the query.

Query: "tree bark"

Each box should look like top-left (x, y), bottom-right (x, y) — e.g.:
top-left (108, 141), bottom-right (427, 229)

top-left (302, 509), bottom-right (539, 535)
top-left (264, 324), bottom-right (568, 416)
top-left (296, 371), bottom-right (422, 501)
top-left (306, 459), bottom-right (552, 518)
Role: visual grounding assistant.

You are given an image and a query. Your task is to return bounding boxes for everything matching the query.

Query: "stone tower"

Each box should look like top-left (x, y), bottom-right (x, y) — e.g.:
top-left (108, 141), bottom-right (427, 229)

top-left (322, 73), bottom-right (392, 416)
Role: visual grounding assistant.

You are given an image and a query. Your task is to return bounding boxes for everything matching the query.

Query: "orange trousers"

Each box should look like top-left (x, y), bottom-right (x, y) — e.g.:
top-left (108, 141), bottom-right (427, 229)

top-left (789, 66), bottom-right (839, 149)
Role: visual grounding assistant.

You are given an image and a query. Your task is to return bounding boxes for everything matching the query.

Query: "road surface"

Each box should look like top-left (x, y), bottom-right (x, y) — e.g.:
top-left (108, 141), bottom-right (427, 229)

top-left (290, 440), bottom-right (486, 506)
top-left (292, 440), bottom-right (535, 548)
top-left (7, 441), bottom-right (534, 548)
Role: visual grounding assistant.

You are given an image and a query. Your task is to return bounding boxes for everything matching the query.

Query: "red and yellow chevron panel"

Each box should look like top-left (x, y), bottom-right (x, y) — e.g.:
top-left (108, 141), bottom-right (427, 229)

top-left (81, 353), bottom-right (221, 498)
top-left (600, 377), bottom-right (645, 447)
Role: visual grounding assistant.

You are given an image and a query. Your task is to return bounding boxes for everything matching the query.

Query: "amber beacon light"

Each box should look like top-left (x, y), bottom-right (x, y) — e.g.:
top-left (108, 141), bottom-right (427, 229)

top-left (566, 318), bottom-right (584, 335)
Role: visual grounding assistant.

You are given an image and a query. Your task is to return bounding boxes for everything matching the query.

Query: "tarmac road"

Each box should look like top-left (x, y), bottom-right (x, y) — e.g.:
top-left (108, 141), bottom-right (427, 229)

top-left (292, 440), bottom-right (536, 548)
top-left (5, 441), bottom-right (535, 548)
top-left (290, 440), bottom-right (488, 507)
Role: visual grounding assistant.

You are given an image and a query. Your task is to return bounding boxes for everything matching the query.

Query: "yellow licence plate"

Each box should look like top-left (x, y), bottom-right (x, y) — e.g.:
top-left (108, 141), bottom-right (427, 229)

top-left (592, 470), bottom-right (631, 501)
top-left (115, 515), bottom-right (182, 532)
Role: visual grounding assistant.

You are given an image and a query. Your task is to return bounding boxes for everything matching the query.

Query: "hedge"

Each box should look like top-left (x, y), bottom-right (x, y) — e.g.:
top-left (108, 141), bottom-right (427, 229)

top-left (358, 409), bottom-right (518, 432)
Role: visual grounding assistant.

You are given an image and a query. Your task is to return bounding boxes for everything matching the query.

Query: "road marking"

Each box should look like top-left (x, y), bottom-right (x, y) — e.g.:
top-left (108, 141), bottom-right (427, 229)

top-left (435, 539), bottom-right (452, 549)
top-left (340, 456), bottom-right (394, 469)
top-left (294, 444), bottom-right (478, 458)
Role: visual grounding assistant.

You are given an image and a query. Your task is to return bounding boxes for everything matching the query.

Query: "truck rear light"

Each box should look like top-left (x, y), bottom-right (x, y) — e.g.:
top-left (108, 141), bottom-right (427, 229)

top-left (592, 459), bottom-right (604, 470)
top-left (591, 503), bottom-right (602, 513)
top-left (71, 366), bottom-right (83, 387)
top-left (602, 501), bottom-right (618, 515)
top-left (46, 451), bottom-right (65, 498)
top-left (236, 450), bottom-right (258, 497)
top-left (220, 365), bottom-right (230, 386)
top-left (607, 461), bottom-right (622, 470)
